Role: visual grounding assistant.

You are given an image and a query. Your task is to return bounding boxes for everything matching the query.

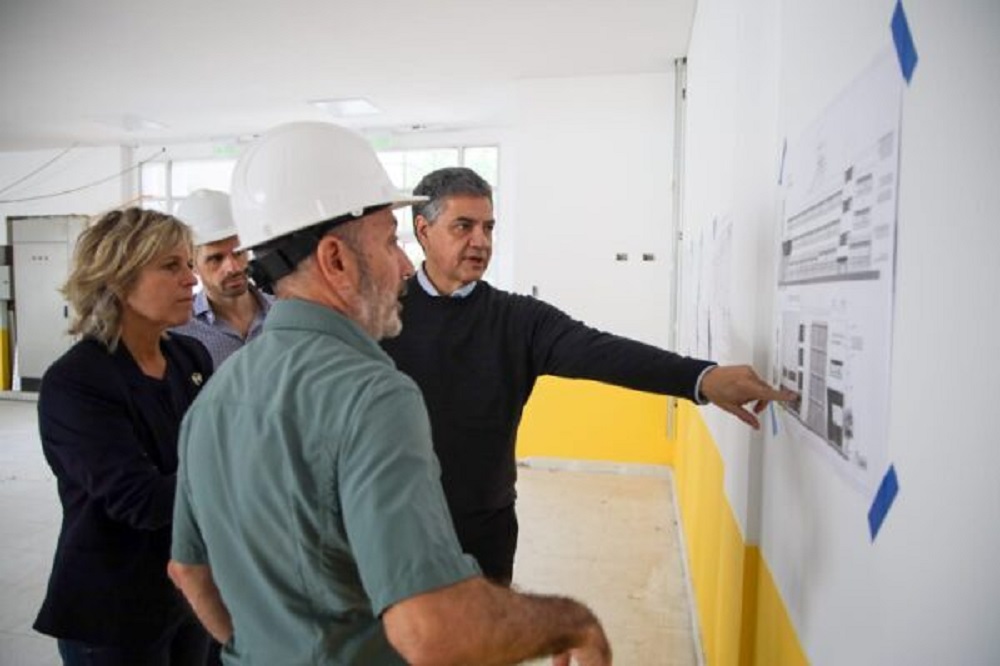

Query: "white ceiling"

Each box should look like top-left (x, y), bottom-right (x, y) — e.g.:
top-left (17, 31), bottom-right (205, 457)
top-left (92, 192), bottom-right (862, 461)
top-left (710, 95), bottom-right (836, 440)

top-left (0, 0), bottom-right (695, 152)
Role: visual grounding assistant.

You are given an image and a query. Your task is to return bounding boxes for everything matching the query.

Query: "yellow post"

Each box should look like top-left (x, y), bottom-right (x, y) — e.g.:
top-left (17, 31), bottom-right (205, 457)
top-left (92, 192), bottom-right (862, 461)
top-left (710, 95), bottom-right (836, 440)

top-left (0, 307), bottom-right (9, 391)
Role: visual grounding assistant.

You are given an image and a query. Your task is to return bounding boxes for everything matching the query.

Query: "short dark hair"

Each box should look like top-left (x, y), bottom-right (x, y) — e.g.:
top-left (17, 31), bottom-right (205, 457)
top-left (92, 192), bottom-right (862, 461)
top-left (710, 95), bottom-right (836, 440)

top-left (412, 167), bottom-right (492, 226)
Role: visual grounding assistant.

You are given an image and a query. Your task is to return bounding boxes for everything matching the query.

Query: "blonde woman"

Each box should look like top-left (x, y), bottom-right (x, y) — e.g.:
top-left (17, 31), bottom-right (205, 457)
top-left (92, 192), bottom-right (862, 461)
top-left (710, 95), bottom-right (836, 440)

top-left (33, 208), bottom-right (213, 665)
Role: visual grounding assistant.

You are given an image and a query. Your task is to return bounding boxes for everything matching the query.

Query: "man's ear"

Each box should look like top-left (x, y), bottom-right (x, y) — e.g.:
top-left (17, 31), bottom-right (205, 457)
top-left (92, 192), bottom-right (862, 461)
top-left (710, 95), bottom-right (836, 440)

top-left (314, 234), bottom-right (353, 286)
top-left (414, 215), bottom-right (430, 247)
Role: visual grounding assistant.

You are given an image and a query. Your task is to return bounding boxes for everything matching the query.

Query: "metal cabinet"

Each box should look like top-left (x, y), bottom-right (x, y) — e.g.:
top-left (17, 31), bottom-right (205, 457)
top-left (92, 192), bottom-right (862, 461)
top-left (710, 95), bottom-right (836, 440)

top-left (9, 215), bottom-right (88, 391)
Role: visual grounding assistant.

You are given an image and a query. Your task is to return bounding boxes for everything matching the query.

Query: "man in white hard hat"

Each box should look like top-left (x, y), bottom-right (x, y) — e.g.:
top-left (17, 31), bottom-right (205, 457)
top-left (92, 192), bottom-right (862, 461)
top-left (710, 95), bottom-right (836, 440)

top-left (171, 189), bottom-right (273, 368)
top-left (166, 122), bottom-right (612, 665)
top-left (381, 166), bottom-right (799, 583)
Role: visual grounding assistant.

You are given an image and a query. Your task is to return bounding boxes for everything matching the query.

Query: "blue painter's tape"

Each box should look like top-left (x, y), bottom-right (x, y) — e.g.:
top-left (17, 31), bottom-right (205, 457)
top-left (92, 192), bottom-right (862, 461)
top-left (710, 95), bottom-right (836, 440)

top-left (769, 401), bottom-right (778, 436)
top-left (868, 465), bottom-right (900, 541)
top-left (778, 138), bottom-right (787, 185)
top-left (891, 0), bottom-right (918, 84)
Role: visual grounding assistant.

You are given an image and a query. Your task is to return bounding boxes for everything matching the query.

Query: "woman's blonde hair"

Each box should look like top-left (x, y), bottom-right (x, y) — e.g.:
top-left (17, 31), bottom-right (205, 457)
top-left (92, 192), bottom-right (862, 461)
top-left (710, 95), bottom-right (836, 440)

top-left (63, 207), bottom-right (192, 350)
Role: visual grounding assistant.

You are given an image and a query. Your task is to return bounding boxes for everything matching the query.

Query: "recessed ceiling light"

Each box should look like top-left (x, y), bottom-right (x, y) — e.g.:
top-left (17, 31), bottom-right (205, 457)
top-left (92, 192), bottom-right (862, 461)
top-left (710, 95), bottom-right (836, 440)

top-left (91, 113), bottom-right (169, 132)
top-left (121, 114), bottom-right (168, 131)
top-left (309, 97), bottom-right (381, 117)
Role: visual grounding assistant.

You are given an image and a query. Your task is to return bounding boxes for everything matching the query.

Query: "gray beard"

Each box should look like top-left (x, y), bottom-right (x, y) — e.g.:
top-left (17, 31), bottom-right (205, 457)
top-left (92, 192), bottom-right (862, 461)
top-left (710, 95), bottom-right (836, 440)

top-left (354, 257), bottom-right (401, 341)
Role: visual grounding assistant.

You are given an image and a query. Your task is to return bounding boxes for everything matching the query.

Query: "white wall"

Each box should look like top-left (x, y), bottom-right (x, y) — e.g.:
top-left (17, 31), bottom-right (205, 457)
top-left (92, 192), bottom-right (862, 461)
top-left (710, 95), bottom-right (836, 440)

top-left (681, 0), bottom-right (784, 540)
top-left (511, 73), bottom-right (676, 348)
top-left (383, 73), bottom-right (680, 351)
top-left (0, 146), bottom-right (132, 243)
top-left (682, 0), bottom-right (1000, 663)
top-left (0, 74), bottom-right (678, 351)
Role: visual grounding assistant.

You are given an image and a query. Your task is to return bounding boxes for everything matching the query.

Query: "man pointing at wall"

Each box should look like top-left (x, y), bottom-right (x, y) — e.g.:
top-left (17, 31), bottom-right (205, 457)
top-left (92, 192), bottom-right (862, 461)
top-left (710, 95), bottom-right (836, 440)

top-left (381, 166), bottom-right (797, 583)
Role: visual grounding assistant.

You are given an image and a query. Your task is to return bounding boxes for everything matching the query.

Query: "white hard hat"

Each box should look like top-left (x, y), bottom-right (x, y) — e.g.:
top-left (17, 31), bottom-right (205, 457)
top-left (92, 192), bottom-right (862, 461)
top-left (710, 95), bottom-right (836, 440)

top-left (175, 189), bottom-right (238, 245)
top-left (230, 121), bottom-right (426, 250)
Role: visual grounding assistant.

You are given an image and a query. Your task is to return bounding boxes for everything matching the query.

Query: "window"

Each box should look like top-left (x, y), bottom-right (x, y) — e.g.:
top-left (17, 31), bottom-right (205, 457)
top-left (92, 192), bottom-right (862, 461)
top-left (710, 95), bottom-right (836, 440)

top-left (376, 146), bottom-right (499, 275)
top-left (139, 159), bottom-right (236, 214)
top-left (171, 160), bottom-right (235, 197)
top-left (140, 145), bottom-right (500, 279)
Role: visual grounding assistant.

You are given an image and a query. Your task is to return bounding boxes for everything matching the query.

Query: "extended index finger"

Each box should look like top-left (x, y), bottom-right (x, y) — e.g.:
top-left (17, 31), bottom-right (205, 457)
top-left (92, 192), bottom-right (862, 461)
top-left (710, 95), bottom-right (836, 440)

top-left (750, 380), bottom-right (796, 403)
top-left (772, 387), bottom-right (798, 402)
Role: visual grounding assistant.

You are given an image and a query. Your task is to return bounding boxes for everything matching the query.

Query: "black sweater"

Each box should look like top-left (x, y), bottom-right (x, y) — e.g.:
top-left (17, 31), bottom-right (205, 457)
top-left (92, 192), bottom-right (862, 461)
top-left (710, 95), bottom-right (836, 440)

top-left (382, 279), bottom-right (714, 525)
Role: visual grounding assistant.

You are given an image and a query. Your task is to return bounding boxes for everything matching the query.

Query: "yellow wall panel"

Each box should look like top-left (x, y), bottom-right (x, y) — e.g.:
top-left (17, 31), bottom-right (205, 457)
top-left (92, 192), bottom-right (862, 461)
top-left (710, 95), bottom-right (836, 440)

top-left (715, 504), bottom-right (746, 666)
top-left (674, 400), bottom-right (739, 665)
top-left (515, 376), bottom-right (673, 465)
top-left (748, 546), bottom-right (808, 666)
top-left (0, 316), bottom-right (9, 391)
top-left (739, 547), bottom-right (761, 666)
top-left (674, 402), bottom-right (808, 666)
top-left (513, 379), bottom-right (807, 665)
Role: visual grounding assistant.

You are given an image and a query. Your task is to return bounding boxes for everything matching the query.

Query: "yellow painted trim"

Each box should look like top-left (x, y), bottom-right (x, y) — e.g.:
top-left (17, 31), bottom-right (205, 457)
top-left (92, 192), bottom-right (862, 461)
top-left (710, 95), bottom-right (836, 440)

top-left (739, 547), bottom-right (761, 666)
top-left (0, 323), bottom-right (9, 391)
top-left (674, 400), bottom-right (741, 664)
top-left (515, 376), bottom-right (675, 465)
top-left (673, 401), bottom-right (808, 666)
top-left (746, 546), bottom-right (808, 666)
top-left (513, 378), bottom-right (807, 664)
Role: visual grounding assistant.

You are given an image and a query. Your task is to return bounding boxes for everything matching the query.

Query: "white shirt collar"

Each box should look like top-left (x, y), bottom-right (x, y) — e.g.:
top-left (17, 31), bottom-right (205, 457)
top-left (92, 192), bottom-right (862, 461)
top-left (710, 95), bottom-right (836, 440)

top-left (416, 265), bottom-right (478, 298)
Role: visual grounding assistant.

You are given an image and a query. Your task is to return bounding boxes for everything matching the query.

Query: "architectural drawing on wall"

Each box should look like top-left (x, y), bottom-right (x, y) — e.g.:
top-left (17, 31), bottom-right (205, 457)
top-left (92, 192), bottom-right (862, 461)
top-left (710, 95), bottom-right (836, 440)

top-left (709, 215), bottom-right (734, 363)
top-left (687, 214), bottom-right (734, 362)
top-left (773, 50), bottom-right (902, 492)
top-left (694, 224), bottom-right (708, 359)
top-left (779, 312), bottom-right (855, 458)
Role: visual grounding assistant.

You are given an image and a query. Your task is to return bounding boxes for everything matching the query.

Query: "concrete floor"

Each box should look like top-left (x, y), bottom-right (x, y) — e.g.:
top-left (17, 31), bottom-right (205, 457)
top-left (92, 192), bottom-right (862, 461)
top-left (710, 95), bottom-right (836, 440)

top-left (0, 398), bottom-right (700, 665)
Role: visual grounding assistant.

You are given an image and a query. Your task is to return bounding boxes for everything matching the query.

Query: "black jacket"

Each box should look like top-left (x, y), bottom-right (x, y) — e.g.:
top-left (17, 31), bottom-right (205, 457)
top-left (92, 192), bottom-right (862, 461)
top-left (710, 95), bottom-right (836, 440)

top-left (33, 333), bottom-right (211, 646)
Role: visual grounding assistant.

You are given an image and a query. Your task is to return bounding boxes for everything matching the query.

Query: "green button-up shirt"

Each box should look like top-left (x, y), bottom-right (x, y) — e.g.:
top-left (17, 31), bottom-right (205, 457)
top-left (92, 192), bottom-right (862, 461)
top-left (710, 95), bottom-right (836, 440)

top-left (173, 299), bottom-right (479, 664)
